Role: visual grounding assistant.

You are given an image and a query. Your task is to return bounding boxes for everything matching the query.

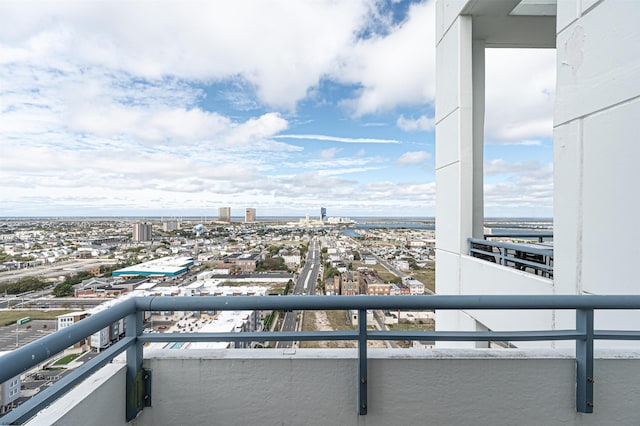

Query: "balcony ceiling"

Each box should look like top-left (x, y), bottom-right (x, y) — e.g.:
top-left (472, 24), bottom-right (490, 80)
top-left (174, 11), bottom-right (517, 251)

top-left (462, 0), bottom-right (557, 48)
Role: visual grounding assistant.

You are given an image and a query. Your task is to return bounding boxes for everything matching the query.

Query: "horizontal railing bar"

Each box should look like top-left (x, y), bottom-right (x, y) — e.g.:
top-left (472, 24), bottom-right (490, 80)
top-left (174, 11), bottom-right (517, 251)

top-left (594, 330), bottom-right (640, 340)
top-left (469, 238), bottom-right (553, 256)
top-left (368, 330), bottom-right (583, 341)
top-left (2, 336), bottom-right (136, 425)
top-left (484, 232), bottom-right (553, 239)
top-left (468, 248), bottom-right (495, 257)
top-left (500, 256), bottom-right (553, 271)
top-left (140, 330), bottom-right (592, 344)
top-left (135, 295), bottom-right (640, 312)
top-left (139, 330), bottom-right (359, 343)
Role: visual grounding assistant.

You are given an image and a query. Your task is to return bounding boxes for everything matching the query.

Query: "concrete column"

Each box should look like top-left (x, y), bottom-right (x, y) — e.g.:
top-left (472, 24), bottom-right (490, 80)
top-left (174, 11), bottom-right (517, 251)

top-left (435, 13), bottom-right (478, 346)
top-left (471, 40), bottom-right (485, 239)
top-left (435, 14), bottom-right (473, 260)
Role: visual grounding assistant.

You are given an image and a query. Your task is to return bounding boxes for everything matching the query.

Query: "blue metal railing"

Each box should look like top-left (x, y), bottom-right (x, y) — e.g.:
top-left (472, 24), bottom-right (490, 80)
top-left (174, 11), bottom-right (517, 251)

top-left (2, 295), bottom-right (640, 423)
top-left (484, 231), bottom-right (553, 243)
top-left (469, 237), bottom-right (554, 277)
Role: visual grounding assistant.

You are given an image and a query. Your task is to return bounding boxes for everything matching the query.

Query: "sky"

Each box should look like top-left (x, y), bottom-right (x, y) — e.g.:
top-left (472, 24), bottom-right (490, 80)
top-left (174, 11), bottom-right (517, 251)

top-left (0, 0), bottom-right (556, 219)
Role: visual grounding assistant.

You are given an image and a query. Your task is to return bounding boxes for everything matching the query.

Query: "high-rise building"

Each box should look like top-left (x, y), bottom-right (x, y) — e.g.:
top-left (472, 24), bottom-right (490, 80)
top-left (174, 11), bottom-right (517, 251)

top-left (321, 207), bottom-right (327, 222)
top-left (245, 208), bottom-right (256, 223)
top-left (132, 222), bottom-right (152, 241)
top-left (218, 207), bottom-right (231, 222)
top-left (162, 220), bottom-right (179, 232)
top-left (434, 0), bottom-right (640, 349)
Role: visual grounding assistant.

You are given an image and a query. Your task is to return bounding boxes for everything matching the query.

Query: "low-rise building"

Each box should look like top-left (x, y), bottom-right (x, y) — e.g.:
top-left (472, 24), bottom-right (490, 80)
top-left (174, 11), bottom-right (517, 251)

top-left (366, 283), bottom-right (391, 296)
top-left (339, 271), bottom-right (361, 296)
top-left (0, 352), bottom-right (21, 415)
top-left (57, 311), bottom-right (89, 348)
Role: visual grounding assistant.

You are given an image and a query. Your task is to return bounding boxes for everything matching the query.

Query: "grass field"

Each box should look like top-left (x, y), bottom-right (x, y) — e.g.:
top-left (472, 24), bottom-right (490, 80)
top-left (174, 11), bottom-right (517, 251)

top-left (410, 267), bottom-right (435, 293)
top-left (53, 352), bottom-right (84, 366)
top-left (0, 310), bottom-right (74, 325)
top-left (387, 321), bottom-right (435, 332)
top-left (300, 310), bottom-right (356, 348)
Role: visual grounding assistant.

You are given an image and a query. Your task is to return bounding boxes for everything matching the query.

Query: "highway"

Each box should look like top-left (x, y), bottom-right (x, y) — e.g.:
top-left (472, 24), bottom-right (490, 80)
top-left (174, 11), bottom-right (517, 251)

top-left (277, 238), bottom-right (321, 348)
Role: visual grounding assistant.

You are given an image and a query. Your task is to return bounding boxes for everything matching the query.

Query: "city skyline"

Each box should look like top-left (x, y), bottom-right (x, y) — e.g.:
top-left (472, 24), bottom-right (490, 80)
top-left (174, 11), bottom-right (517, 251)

top-left (0, 0), bottom-right (554, 218)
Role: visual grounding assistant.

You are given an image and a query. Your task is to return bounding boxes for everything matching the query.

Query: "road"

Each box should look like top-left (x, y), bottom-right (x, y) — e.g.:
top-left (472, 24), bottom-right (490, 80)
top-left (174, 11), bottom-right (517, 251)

top-left (277, 238), bottom-right (321, 349)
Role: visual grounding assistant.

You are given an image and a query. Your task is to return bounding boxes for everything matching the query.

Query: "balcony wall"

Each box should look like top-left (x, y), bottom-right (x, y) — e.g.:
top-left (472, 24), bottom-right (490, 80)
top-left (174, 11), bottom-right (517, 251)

top-left (27, 348), bottom-right (640, 426)
top-left (437, 254), bottom-right (562, 348)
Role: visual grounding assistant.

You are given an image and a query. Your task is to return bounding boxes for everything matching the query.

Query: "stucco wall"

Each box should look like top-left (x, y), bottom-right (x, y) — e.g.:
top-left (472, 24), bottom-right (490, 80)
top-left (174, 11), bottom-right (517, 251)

top-left (132, 349), bottom-right (640, 426)
top-left (25, 363), bottom-right (128, 426)
top-left (554, 0), bottom-right (640, 298)
top-left (25, 349), bottom-right (640, 426)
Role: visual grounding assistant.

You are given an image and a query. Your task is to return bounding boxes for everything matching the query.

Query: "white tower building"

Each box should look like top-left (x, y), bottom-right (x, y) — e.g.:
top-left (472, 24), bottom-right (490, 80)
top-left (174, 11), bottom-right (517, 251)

top-left (435, 0), bottom-right (640, 348)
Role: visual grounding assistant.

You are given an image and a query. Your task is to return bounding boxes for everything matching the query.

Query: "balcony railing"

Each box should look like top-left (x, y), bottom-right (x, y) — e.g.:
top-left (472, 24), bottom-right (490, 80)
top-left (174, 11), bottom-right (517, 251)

top-left (469, 235), bottom-right (553, 277)
top-left (2, 294), bottom-right (640, 423)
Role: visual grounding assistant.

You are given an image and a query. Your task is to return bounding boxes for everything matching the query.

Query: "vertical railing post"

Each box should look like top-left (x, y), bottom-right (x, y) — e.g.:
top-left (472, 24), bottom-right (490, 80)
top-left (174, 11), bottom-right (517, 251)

top-left (500, 247), bottom-right (508, 266)
top-left (126, 310), bottom-right (146, 421)
top-left (358, 308), bottom-right (368, 415)
top-left (576, 309), bottom-right (594, 413)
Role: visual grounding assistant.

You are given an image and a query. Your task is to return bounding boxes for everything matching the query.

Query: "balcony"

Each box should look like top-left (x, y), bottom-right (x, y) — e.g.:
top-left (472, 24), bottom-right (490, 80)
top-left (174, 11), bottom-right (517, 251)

top-left (469, 233), bottom-right (554, 278)
top-left (2, 295), bottom-right (640, 425)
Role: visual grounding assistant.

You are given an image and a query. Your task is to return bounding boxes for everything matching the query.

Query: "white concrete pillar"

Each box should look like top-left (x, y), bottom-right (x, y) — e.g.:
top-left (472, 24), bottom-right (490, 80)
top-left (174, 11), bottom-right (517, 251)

top-left (435, 13), bottom-right (485, 290)
top-left (435, 12), bottom-right (481, 346)
top-left (471, 40), bottom-right (485, 239)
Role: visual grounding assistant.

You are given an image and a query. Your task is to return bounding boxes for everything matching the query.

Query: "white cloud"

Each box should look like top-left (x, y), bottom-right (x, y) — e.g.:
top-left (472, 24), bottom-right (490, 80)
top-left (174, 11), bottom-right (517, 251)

top-left (276, 134), bottom-right (400, 144)
top-left (335, 1), bottom-right (436, 115)
top-left (484, 160), bottom-right (553, 216)
top-left (397, 114), bottom-right (435, 132)
top-left (283, 155), bottom-right (385, 171)
top-left (396, 151), bottom-right (432, 166)
top-left (320, 147), bottom-right (342, 159)
top-left (317, 167), bottom-right (382, 177)
top-left (0, 0), bottom-right (556, 217)
top-left (0, 1), bottom-right (372, 111)
top-left (362, 181), bottom-right (436, 202)
top-left (485, 48), bottom-right (556, 144)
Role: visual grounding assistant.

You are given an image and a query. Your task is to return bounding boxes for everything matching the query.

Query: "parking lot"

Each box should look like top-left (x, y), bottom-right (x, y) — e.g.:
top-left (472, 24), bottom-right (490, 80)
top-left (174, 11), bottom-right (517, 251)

top-left (0, 320), bottom-right (58, 351)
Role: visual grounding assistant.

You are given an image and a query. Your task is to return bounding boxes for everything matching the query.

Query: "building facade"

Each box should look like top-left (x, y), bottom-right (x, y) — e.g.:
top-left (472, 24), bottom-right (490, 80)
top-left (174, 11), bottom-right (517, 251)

top-left (57, 311), bottom-right (89, 348)
top-left (435, 0), bottom-right (640, 348)
top-left (245, 208), bottom-right (256, 223)
top-left (162, 220), bottom-right (179, 232)
top-left (218, 207), bottom-right (231, 222)
top-left (132, 222), bottom-right (152, 242)
top-left (0, 352), bottom-right (21, 414)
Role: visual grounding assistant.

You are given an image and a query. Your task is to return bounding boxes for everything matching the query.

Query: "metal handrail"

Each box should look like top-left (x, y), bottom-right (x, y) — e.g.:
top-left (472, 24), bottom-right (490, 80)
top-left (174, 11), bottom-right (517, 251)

top-left (2, 294), bottom-right (640, 423)
top-left (469, 237), bottom-right (554, 277)
top-left (484, 232), bottom-right (553, 243)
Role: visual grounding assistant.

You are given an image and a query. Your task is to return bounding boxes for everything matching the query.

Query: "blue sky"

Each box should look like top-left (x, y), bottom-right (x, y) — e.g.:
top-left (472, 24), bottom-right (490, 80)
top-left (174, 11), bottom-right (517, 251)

top-left (0, 0), bottom-right (555, 218)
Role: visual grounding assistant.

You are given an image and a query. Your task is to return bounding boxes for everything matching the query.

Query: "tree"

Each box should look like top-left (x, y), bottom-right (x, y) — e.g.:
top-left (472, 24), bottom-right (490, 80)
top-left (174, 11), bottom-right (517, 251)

top-left (256, 256), bottom-right (288, 272)
top-left (51, 271), bottom-right (94, 297)
top-left (53, 281), bottom-right (74, 297)
top-left (0, 276), bottom-right (47, 295)
top-left (324, 267), bottom-right (340, 280)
